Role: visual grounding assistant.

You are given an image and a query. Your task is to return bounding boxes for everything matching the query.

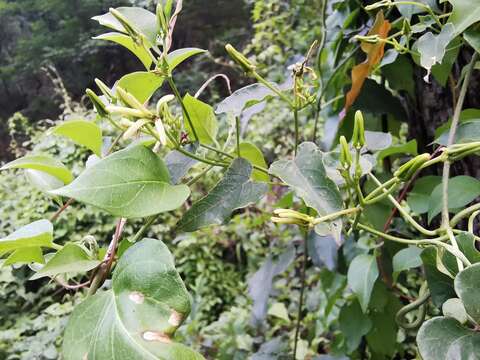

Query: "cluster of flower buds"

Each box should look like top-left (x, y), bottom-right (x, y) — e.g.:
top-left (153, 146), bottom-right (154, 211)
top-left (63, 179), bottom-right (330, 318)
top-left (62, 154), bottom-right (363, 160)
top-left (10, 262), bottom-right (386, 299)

top-left (445, 142), bottom-right (480, 161)
top-left (225, 44), bottom-right (256, 74)
top-left (271, 209), bottom-right (315, 227)
top-left (394, 153), bottom-right (430, 181)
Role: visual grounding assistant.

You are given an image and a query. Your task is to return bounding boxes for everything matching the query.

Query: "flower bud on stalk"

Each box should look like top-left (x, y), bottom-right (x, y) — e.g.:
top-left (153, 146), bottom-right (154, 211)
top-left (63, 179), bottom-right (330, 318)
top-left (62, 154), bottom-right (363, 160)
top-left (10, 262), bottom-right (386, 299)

top-left (94, 78), bottom-right (115, 101)
top-left (86, 89), bottom-right (108, 117)
top-left (352, 111), bottom-right (366, 149)
top-left (123, 119), bottom-right (148, 140)
top-left (339, 136), bottom-right (352, 168)
top-left (365, 0), bottom-right (392, 11)
top-left (116, 87), bottom-right (152, 118)
top-left (271, 208), bottom-right (314, 227)
top-left (109, 8), bottom-right (142, 44)
top-left (156, 3), bottom-right (168, 35)
top-left (394, 153), bottom-right (430, 181)
top-left (225, 44), bottom-right (256, 73)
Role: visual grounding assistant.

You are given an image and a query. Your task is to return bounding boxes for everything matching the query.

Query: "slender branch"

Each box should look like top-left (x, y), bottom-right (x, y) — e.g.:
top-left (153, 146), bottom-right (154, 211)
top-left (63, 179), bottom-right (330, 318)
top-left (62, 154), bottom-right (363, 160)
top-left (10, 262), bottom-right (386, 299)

top-left (312, 207), bottom-right (361, 225)
top-left (293, 233), bottom-right (308, 359)
top-left (130, 215), bottom-right (158, 243)
top-left (168, 76), bottom-right (199, 142)
top-left (50, 198), bottom-right (75, 222)
top-left (450, 203), bottom-right (480, 228)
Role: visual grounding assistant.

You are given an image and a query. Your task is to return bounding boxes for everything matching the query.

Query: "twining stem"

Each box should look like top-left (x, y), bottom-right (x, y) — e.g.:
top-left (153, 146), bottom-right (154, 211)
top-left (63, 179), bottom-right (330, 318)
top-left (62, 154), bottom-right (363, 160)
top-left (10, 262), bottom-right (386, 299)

top-left (130, 215), bottom-right (158, 243)
top-left (312, 207), bottom-right (361, 225)
top-left (450, 203), bottom-right (480, 228)
top-left (293, 233), bottom-right (308, 359)
top-left (468, 210), bottom-right (480, 234)
top-left (364, 177), bottom-right (399, 202)
top-left (168, 76), bottom-right (199, 142)
top-left (368, 173), bottom-right (437, 237)
top-left (441, 52), bottom-right (478, 270)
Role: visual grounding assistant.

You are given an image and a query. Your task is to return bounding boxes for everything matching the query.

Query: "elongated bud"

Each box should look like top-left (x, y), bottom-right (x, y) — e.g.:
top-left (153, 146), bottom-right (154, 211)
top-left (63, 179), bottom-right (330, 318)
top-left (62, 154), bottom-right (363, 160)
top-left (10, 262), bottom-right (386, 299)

top-left (110, 8), bottom-right (140, 39)
top-left (273, 209), bottom-right (313, 222)
top-left (365, 0), bottom-right (392, 10)
top-left (123, 119), bottom-right (148, 140)
top-left (86, 89), bottom-right (108, 117)
top-left (352, 110), bottom-right (366, 148)
top-left (116, 87), bottom-right (152, 118)
top-left (339, 136), bottom-right (352, 168)
top-left (156, 94), bottom-right (175, 116)
top-left (354, 35), bottom-right (380, 44)
top-left (225, 44), bottom-right (256, 73)
top-left (394, 153), bottom-right (430, 180)
top-left (94, 78), bottom-right (115, 100)
top-left (271, 217), bottom-right (304, 225)
top-left (156, 3), bottom-right (168, 35)
top-left (106, 105), bottom-right (145, 118)
top-left (155, 119), bottom-right (168, 146)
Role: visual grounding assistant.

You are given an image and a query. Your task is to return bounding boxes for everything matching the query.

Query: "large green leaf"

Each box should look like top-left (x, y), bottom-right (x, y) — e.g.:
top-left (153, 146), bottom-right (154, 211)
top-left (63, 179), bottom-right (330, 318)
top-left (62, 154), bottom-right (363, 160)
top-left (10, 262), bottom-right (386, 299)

top-left (392, 246), bottom-right (423, 281)
top-left (238, 142), bottom-right (268, 182)
top-left (178, 158), bottom-right (268, 232)
top-left (117, 72), bottom-right (165, 104)
top-left (3, 247), bottom-right (44, 266)
top-left (269, 142), bottom-right (343, 242)
top-left (166, 48), bottom-right (206, 71)
top-left (455, 263), bottom-right (480, 323)
top-left (339, 300), bottom-right (372, 353)
top-left (464, 29), bottom-right (480, 54)
top-left (0, 220), bottom-right (55, 254)
top-left (456, 232), bottom-right (480, 264)
top-left (421, 247), bottom-right (456, 306)
top-left (447, 0), bottom-right (480, 36)
top-left (94, 32), bottom-right (153, 69)
top-left (50, 119), bottom-right (103, 156)
top-left (51, 145), bottom-right (190, 218)
top-left (347, 254), bottom-right (379, 312)
top-left (377, 139), bottom-right (418, 164)
top-left (406, 175), bottom-right (442, 214)
top-left (435, 119), bottom-right (480, 145)
top-left (428, 176), bottom-right (480, 222)
top-left (62, 238), bottom-right (204, 360)
top-left (183, 94), bottom-right (218, 145)
top-left (30, 243), bottom-right (100, 280)
top-left (92, 7), bottom-right (158, 46)
top-left (1, 155), bottom-right (73, 184)
top-left (417, 317), bottom-right (480, 360)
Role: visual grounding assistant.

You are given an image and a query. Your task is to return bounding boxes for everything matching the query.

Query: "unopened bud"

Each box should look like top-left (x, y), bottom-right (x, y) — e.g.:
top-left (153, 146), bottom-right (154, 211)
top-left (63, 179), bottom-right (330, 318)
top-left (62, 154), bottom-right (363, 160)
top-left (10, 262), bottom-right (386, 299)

top-left (116, 87), bottom-right (152, 117)
top-left (156, 94), bottom-right (175, 116)
top-left (155, 119), bottom-right (168, 146)
top-left (109, 8), bottom-right (140, 40)
top-left (106, 105), bottom-right (145, 118)
top-left (352, 110), bottom-right (365, 148)
top-left (394, 153), bottom-right (430, 180)
top-left (94, 78), bottom-right (114, 101)
top-left (339, 136), bottom-right (352, 168)
top-left (156, 3), bottom-right (168, 35)
top-left (225, 44), bottom-right (256, 73)
top-left (365, 0), bottom-right (392, 11)
top-left (123, 119), bottom-right (148, 140)
top-left (86, 89), bottom-right (108, 117)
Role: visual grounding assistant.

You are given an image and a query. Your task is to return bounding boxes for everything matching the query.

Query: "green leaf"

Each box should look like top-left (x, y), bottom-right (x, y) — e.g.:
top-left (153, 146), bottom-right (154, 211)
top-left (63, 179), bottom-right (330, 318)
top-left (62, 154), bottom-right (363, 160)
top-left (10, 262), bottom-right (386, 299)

top-left (183, 94), bottom-right (219, 145)
top-left (267, 302), bottom-right (289, 321)
top-left (24, 169), bottom-right (64, 193)
top-left (431, 37), bottom-right (461, 86)
top-left (117, 72), bottom-right (165, 104)
top-left (428, 176), bottom-right (480, 222)
top-left (3, 247), bottom-right (44, 266)
top-left (238, 142), bottom-right (268, 182)
top-left (50, 119), bottom-right (103, 156)
top-left (166, 48), bottom-right (207, 71)
top-left (178, 158), bottom-right (267, 231)
top-left (447, 0), bottom-right (480, 36)
top-left (364, 131), bottom-right (392, 151)
top-left (435, 119), bottom-right (480, 145)
top-left (338, 300), bottom-right (372, 353)
top-left (406, 175), bottom-right (442, 214)
top-left (416, 23), bottom-right (455, 82)
top-left (392, 246), bottom-right (423, 281)
top-left (377, 139), bottom-right (418, 164)
top-left (442, 298), bottom-right (468, 324)
top-left (62, 238), bottom-right (204, 359)
top-left (383, 55), bottom-right (415, 97)
top-left (92, 7), bottom-right (158, 46)
top-left (434, 109), bottom-right (480, 138)
top-left (0, 220), bottom-right (55, 254)
top-left (1, 155), bottom-right (73, 184)
top-left (30, 243), bottom-right (100, 280)
top-left (455, 262), bottom-right (480, 323)
top-left (464, 29), bottom-right (480, 54)
top-left (269, 142), bottom-right (344, 243)
top-left (417, 317), bottom-right (480, 360)
top-left (456, 232), bottom-right (480, 264)
top-left (51, 145), bottom-right (190, 218)
top-left (94, 32), bottom-right (153, 69)
top-left (421, 247), bottom-right (456, 306)
top-left (347, 254), bottom-right (379, 312)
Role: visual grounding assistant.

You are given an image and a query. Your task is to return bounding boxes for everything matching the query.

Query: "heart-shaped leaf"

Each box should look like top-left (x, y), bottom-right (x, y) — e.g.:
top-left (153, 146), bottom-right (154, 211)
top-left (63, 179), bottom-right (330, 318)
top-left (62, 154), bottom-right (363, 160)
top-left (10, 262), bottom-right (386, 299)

top-left (0, 220), bottom-right (55, 254)
top-left (30, 243), bottom-right (100, 280)
top-left (1, 155), bottom-right (73, 184)
top-left (94, 32), bottom-right (153, 69)
top-left (3, 247), bottom-right (44, 266)
top-left (347, 254), bottom-right (379, 312)
top-left (51, 145), bottom-right (190, 218)
top-left (50, 119), bottom-right (103, 156)
top-left (183, 94), bottom-right (219, 145)
top-left (392, 246), bottom-right (423, 281)
top-left (269, 142), bottom-right (343, 243)
top-left (455, 262), bottom-right (480, 323)
top-left (62, 238), bottom-right (204, 359)
top-left (117, 72), bottom-right (165, 104)
top-left (178, 158), bottom-right (268, 231)
top-left (421, 247), bottom-right (456, 306)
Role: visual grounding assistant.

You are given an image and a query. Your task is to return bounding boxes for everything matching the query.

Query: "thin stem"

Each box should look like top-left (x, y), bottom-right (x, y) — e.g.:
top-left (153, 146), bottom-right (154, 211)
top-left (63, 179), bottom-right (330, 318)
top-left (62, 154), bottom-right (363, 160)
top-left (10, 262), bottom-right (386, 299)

top-left (364, 177), bottom-right (399, 201)
top-left (186, 165), bottom-right (214, 186)
top-left (369, 173), bottom-right (437, 236)
top-left (50, 198), bottom-right (75, 222)
top-left (252, 72), bottom-right (294, 108)
top-left (130, 215), bottom-right (158, 243)
top-left (441, 52), bottom-right (478, 270)
top-left (168, 76), bottom-right (199, 142)
top-left (450, 203), bottom-right (480, 227)
top-left (294, 107), bottom-right (299, 155)
top-left (312, 207), bottom-right (361, 225)
top-left (293, 233), bottom-right (308, 359)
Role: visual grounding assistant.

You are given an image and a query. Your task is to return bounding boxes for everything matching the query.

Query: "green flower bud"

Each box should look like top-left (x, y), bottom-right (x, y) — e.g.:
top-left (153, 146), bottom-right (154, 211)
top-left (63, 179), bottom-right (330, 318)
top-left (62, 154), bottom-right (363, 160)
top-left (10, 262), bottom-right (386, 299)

top-left (94, 78), bottom-right (115, 101)
top-left (339, 136), bottom-right (352, 168)
top-left (86, 89), bottom-right (108, 117)
top-left (109, 8), bottom-right (140, 40)
top-left (156, 3), bottom-right (168, 35)
top-left (225, 44), bottom-right (256, 73)
top-left (365, 0), bottom-right (392, 11)
top-left (116, 87), bottom-right (152, 118)
top-left (394, 153), bottom-right (430, 180)
top-left (352, 110), bottom-right (365, 148)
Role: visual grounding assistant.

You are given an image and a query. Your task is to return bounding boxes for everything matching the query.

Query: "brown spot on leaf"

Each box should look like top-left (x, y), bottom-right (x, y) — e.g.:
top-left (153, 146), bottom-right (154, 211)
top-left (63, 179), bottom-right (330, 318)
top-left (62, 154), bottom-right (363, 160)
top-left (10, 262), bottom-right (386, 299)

top-left (168, 310), bottom-right (184, 327)
top-left (129, 291), bottom-right (145, 304)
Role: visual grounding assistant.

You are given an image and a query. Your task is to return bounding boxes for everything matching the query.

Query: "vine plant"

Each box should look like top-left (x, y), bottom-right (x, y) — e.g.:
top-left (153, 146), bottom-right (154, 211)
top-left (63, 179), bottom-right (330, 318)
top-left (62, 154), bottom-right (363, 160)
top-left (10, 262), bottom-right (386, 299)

top-left (1, 0), bottom-right (480, 359)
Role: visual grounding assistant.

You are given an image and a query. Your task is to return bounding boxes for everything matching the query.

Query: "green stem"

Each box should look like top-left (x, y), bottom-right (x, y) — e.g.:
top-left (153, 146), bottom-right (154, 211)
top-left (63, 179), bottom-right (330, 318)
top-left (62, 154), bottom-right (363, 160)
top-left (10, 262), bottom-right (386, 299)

top-left (363, 183), bottom-right (399, 205)
top-left (51, 243), bottom-right (63, 251)
top-left (312, 207), bottom-right (361, 225)
top-left (364, 177), bottom-right (399, 201)
top-left (252, 72), bottom-right (294, 108)
top-left (130, 215), bottom-right (158, 243)
top-left (186, 165), bottom-right (214, 186)
top-left (293, 233), bottom-right (308, 359)
top-left (294, 107), bottom-right (299, 156)
top-left (369, 173), bottom-right (437, 237)
top-left (468, 211), bottom-right (480, 234)
top-left (450, 203), bottom-right (480, 227)
top-left (168, 76), bottom-right (199, 142)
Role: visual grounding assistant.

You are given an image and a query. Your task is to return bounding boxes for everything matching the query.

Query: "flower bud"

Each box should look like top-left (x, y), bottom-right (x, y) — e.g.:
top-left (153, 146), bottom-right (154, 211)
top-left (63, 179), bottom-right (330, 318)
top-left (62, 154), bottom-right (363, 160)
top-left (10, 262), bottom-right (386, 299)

top-left (123, 119), bottom-right (148, 140)
top-left (394, 153), bottom-right (430, 180)
top-left (156, 94), bottom-right (175, 116)
top-left (155, 119), bottom-right (168, 146)
top-left (339, 136), bottom-right (352, 168)
top-left (86, 89), bottom-right (108, 117)
top-left (352, 110), bottom-right (366, 149)
top-left (156, 3), bottom-right (168, 35)
top-left (365, 0), bottom-right (392, 11)
top-left (225, 44), bottom-right (256, 73)
top-left (109, 8), bottom-right (140, 41)
top-left (94, 78), bottom-right (115, 101)
top-left (106, 105), bottom-right (145, 118)
top-left (116, 87), bottom-right (152, 118)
